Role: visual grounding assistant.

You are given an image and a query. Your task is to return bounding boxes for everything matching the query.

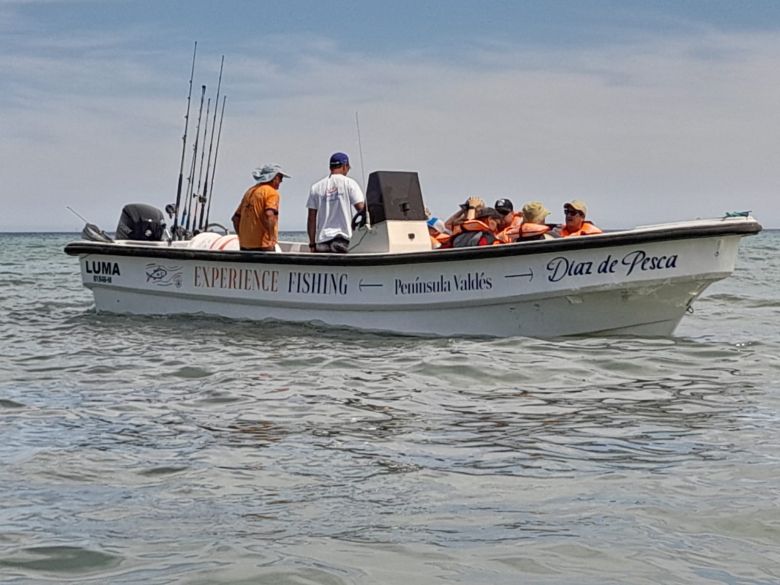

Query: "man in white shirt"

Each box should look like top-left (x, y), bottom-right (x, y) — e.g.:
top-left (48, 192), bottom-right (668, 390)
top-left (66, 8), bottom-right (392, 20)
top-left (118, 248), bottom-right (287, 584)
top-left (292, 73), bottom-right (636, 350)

top-left (306, 152), bottom-right (366, 253)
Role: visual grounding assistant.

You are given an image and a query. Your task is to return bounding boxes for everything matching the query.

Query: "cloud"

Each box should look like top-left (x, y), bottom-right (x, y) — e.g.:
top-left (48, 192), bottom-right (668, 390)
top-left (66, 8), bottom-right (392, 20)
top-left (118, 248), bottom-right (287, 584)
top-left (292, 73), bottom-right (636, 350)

top-left (2, 29), bottom-right (779, 231)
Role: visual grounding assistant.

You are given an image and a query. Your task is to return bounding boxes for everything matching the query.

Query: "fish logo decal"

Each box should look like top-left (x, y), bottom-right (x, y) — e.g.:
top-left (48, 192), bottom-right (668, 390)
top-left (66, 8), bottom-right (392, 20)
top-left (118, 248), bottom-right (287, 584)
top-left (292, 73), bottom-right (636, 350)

top-left (145, 263), bottom-right (183, 288)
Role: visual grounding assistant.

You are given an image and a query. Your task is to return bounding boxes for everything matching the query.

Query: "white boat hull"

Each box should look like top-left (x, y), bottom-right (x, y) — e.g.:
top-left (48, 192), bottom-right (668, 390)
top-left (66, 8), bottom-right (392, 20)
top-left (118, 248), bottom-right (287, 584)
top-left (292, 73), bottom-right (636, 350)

top-left (66, 217), bottom-right (760, 337)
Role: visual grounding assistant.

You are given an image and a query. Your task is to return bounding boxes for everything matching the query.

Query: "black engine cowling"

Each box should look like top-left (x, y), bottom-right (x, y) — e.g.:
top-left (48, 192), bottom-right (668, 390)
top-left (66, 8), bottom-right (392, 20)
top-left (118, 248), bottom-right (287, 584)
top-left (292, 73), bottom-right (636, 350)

top-left (115, 204), bottom-right (166, 241)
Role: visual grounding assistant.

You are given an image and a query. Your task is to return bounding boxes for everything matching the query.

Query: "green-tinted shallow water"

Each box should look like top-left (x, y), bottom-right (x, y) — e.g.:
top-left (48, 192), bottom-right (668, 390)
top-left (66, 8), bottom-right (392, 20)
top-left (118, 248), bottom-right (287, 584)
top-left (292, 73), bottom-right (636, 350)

top-left (1, 231), bottom-right (779, 584)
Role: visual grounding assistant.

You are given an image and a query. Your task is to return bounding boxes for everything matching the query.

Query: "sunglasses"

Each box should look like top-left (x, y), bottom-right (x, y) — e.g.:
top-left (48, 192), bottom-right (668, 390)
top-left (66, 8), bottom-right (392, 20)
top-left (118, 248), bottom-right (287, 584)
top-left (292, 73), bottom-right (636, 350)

top-left (564, 208), bottom-right (583, 216)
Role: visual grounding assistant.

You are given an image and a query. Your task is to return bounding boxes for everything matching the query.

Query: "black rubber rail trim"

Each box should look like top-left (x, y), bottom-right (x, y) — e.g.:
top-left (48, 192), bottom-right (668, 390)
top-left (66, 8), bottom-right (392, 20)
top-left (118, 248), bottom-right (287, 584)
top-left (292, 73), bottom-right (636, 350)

top-left (64, 220), bottom-right (762, 267)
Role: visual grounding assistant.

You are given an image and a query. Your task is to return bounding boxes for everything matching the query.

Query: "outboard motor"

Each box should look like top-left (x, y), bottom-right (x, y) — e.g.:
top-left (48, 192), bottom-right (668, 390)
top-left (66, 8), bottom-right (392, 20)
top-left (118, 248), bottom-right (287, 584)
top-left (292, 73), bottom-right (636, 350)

top-left (115, 204), bottom-right (166, 241)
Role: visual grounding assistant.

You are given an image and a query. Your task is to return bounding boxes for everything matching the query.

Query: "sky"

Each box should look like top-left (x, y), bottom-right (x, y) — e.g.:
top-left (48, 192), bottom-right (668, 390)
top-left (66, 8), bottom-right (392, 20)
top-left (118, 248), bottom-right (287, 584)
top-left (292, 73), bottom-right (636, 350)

top-left (2, 0), bottom-right (779, 232)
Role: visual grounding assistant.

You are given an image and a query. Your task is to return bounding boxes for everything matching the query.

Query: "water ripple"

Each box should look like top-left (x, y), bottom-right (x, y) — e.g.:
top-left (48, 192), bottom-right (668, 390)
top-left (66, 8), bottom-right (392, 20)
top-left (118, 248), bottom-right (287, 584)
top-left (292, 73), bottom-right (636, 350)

top-left (0, 232), bottom-right (778, 584)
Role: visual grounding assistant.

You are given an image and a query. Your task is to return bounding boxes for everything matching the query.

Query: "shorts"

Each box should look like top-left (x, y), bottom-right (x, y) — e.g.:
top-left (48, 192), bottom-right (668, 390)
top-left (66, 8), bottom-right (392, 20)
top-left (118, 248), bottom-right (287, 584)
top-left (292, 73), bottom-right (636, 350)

top-left (315, 236), bottom-right (350, 254)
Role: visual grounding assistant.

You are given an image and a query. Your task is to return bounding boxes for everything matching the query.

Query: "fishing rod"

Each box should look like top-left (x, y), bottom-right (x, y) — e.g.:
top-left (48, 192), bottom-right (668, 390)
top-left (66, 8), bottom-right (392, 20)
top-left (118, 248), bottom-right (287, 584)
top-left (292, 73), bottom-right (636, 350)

top-left (170, 41), bottom-right (197, 242)
top-left (66, 206), bottom-right (113, 242)
top-left (184, 84), bottom-right (207, 233)
top-left (198, 55), bottom-right (225, 232)
top-left (193, 97), bottom-right (212, 231)
top-left (204, 95), bottom-right (227, 229)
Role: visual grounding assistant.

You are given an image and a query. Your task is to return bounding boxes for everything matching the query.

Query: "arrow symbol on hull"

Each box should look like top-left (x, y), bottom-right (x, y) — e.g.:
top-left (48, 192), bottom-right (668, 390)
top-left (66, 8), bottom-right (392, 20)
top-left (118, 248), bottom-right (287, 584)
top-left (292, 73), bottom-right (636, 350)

top-left (359, 279), bottom-right (383, 291)
top-left (505, 269), bottom-right (534, 282)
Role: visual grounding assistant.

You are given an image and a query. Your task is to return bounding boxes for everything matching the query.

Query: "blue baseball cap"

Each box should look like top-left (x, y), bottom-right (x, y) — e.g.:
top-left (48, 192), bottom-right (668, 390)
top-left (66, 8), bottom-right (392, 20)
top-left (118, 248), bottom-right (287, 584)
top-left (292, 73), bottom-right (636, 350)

top-left (329, 152), bottom-right (350, 167)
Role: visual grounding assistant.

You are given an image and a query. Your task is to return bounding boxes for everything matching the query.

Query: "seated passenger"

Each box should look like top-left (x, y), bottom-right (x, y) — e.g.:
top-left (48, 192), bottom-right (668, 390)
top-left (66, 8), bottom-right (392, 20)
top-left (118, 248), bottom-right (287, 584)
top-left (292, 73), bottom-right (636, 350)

top-left (427, 216), bottom-right (451, 248)
top-left (516, 201), bottom-right (553, 240)
top-left (450, 207), bottom-right (502, 248)
top-left (494, 198), bottom-right (524, 243)
top-left (445, 196), bottom-right (485, 235)
top-left (554, 200), bottom-right (603, 237)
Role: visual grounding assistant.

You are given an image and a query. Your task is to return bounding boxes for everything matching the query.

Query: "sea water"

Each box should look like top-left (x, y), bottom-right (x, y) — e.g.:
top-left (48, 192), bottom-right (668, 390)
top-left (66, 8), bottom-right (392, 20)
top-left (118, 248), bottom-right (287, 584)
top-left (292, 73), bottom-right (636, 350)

top-left (1, 231), bottom-right (778, 584)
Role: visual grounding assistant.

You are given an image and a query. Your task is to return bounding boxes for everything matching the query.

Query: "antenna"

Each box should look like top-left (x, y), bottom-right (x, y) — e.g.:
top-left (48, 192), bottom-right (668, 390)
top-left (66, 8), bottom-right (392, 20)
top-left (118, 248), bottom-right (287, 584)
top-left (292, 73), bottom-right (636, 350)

top-left (354, 111), bottom-right (371, 229)
top-left (355, 111), bottom-right (367, 189)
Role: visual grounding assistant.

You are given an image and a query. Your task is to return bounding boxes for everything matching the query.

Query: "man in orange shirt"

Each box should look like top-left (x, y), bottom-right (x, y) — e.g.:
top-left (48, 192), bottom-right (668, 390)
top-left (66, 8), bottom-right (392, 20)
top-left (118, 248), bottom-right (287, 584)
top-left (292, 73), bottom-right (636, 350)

top-left (232, 164), bottom-right (290, 251)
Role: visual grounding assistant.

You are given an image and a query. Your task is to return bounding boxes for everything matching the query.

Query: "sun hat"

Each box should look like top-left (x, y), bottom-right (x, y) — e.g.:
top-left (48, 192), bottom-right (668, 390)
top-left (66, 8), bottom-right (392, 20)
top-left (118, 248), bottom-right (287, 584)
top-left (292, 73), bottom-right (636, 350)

top-left (494, 199), bottom-right (514, 215)
top-left (522, 201), bottom-right (551, 223)
top-left (564, 200), bottom-right (588, 215)
top-left (252, 164), bottom-right (290, 184)
top-left (329, 152), bottom-right (350, 167)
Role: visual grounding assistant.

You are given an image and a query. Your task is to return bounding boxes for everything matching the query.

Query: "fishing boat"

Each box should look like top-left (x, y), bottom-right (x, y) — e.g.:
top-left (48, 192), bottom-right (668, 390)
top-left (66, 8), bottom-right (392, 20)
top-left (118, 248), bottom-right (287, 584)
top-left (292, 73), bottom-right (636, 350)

top-left (64, 170), bottom-right (761, 337)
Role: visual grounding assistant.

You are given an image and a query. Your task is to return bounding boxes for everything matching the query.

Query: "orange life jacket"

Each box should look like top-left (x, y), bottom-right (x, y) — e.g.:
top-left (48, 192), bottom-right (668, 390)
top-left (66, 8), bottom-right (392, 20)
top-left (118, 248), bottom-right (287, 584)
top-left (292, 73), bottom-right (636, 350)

top-left (498, 221), bottom-right (552, 242)
top-left (450, 219), bottom-right (498, 247)
top-left (516, 222), bottom-right (552, 240)
top-left (460, 219), bottom-right (493, 232)
top-left (558, 221), bottom-right (603, 237)
top-left (430, 232), bottom-right (451, 248)
top-left (496, 213), bottom-right (524, 243)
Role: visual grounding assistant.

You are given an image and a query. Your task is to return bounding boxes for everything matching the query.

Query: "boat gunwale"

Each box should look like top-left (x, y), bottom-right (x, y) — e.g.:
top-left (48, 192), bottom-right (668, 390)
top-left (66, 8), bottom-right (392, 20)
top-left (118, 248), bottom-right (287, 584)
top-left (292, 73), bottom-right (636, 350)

top-left (64, 219), bottom-right (762, 267)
